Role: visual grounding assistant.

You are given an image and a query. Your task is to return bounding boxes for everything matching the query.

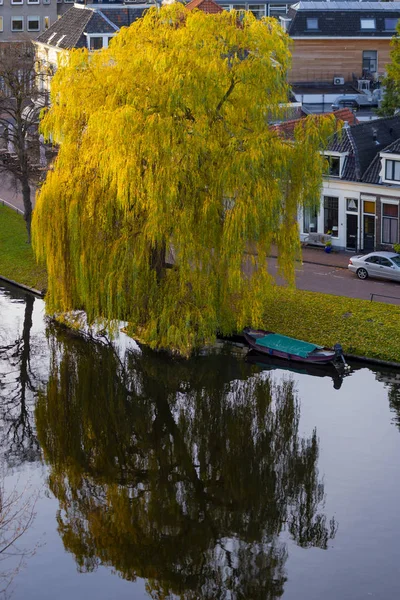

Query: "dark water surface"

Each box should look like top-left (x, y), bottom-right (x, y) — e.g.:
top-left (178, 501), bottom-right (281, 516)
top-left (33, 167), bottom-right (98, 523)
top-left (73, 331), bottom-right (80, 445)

top-left (1, 282), bottom-right (400, 600)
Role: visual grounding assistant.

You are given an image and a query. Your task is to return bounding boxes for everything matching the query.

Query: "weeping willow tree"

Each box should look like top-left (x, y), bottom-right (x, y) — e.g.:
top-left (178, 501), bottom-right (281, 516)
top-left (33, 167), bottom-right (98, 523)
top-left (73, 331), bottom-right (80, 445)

top-left (33, 4), bottom-right (336, 355)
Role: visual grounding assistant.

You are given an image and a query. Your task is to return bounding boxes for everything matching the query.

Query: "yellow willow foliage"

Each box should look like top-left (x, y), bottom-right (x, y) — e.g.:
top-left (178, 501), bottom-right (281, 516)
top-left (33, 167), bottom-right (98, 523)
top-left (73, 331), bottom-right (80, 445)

top-left (32, 4), bottom-right (338, 356)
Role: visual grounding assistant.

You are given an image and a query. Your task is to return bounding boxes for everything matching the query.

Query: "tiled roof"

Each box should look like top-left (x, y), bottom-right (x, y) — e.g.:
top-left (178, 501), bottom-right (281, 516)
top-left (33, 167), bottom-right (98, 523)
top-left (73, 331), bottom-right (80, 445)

top-left (331, 107), bottom-right (359, 125)
top-left (363, 137), bottom-right (400, 183)
top-left (36, 6), bottom-right (146, 49)
top-left (186, 0), bottom-right (223, 12)
top-left (328, 115), bottom-right (400, 181)
top-left (272, 108), bottom-right (357, 139)
top-left (37, 7), bottom-right (93, 49)
top-left (287, 1), bottom-right (400, 37)
top-left (274, 112), bottom-right (400, 183)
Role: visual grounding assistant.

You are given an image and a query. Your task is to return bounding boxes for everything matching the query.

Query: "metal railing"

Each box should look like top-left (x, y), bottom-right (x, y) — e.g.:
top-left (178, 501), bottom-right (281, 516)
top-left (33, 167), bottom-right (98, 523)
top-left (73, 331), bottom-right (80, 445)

top-left (370, 293), bottom-right (400, 303)
top-left (1, 199), bottom-right (23, 215)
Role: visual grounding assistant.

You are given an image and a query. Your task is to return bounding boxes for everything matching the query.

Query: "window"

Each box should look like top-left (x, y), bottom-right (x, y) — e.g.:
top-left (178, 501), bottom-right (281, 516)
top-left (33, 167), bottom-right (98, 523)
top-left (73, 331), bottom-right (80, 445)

top-left (27, 0), bottom-right (39, 4)
top-left (385, 159), bottom-right (400, 182)
top-left (360, 18), bottom-right (376, 30)
top-left (269, 4), bottom-right (287, 17)
top-left (303, 207), bottom-right (318, 233)
top-left (382, 203), bottom-right (399, 244)
top-left (0, 17), bottom-right (3, 32)
top-left (324, 196), bottom-right (339, 235)
top-left (27, 16), bottom-right (40, 31)
top-left (11, 17), bottom-right (24, 31)
top-left (346, 198), bottom-right (358, 212)
top-left (325, 155), bottom-right (341, 177)
top-left (365, 255), bottom-right (380, 264)
top-left (362, 50), bottom-right (377, 73)
top-left (363, 200), bottom-right (375, 214)
top-left (378, 256), bottom-right (394, 267)
top-left (385, 18), bottom-right (398, 31)
top-left (248, 5), bottom-right (266, 19)
top-left (90, 37), bottom-right (103, 50)
top-left (11, 0), bottom-right (23, 4)
top-left (306, 18), bottom-right (318, 30)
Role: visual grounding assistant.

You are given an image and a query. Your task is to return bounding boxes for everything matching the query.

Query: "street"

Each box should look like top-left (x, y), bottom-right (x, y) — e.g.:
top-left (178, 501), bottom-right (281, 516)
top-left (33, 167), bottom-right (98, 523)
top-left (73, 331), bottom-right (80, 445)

top-left (268, 257), bottom-right (400, 306)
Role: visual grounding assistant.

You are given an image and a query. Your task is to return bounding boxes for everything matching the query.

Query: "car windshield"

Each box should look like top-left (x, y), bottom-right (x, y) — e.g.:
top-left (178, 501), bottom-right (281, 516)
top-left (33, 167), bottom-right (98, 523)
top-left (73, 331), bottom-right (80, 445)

top-left (391, 255), bottom-right (400, 267)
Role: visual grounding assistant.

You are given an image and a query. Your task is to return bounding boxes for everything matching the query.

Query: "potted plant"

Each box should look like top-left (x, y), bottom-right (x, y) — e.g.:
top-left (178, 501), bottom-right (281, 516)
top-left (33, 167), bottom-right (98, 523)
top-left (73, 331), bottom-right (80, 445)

top-left (325, 239), bottom-right (332, 253)
top-left (394, 243), bottom-right (400, 254)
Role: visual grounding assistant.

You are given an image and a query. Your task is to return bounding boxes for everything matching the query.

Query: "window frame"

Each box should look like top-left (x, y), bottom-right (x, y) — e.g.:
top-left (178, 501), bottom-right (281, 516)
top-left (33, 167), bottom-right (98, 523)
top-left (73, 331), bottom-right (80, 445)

top-left (385, 17), bottom-right (398, 31)
top-left (385, 159), bottom-right (400, 182)
top-left (360, 18), bottom-right (376, 30)
top-left (27, 15), bottom-right (40, 31)
top-left (11, 16), bottom-right (24, 32)
top-left (381, 201), bottom-right (399, 245)
top-left (362, 50), bottom-right (377, 74)
top-left (323, 151), bottom-right (347, 178)
top-left (306, 17), bottom-right (319, 30)
top-left (323, 196), bottom-right (339, 236)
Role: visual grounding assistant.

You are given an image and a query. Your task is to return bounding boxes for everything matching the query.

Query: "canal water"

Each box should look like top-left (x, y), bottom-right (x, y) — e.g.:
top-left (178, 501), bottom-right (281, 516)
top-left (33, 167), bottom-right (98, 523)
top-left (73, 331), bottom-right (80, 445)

top-left (1, 281), bottom-right (400, 600)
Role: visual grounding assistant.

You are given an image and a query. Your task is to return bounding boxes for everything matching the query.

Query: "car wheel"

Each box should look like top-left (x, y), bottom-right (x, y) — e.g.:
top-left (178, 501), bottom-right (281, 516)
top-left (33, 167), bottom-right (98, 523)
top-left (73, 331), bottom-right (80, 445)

top-left (356, 267), bottom-right (368, 280)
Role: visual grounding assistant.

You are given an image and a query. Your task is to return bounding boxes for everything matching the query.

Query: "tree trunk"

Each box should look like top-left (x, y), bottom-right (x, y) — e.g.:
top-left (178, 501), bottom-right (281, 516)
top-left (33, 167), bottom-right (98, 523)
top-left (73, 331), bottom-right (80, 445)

top-left (149, 241), bottom-right (166, 283)
top-left (21, 176), bottom-right (32, 244)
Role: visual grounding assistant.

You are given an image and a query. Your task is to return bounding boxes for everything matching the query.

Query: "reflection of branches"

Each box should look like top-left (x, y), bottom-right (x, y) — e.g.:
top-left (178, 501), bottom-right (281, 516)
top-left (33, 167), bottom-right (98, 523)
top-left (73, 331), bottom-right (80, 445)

top-left (36, 328), bottom-right (338, 600)
top-left (0, 475), bottom-right (39, 598)
top-left (0, 295), bottom-right (40, 466)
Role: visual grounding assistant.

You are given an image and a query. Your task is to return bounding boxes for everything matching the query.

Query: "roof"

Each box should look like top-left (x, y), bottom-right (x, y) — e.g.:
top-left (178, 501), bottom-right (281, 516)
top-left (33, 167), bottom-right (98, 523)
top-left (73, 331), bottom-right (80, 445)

top-left (272, 107), bottom-right (358, 140)
top-left (287, 1), bottom-right (400, 37)
top-left (328, 115), bottom-right (400, 181)
top-left (36, 5), bottom-right (146, 49)
top-left (363, 137), bottom-right (400, 183)
top-left (185, 0), bottom-right (223, 13)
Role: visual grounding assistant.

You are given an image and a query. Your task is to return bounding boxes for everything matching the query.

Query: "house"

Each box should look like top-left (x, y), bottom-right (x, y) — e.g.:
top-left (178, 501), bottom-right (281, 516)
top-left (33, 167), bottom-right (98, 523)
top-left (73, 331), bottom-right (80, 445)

top-left (186, 0), bottom-right (223, 13)
top-left (0, 0), bottom-right (57, 42)
top-left (301, 115), bottom-right (400, 252)
top-left (34, 2), bottom-right (148, 94)
top-left (282, 1), bottom-right (400, 89)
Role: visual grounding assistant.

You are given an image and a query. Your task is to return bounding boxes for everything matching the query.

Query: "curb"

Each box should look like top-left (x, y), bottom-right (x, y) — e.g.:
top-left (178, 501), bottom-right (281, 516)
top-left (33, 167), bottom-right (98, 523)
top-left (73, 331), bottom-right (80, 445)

top-left (269, 254), bottom-right (348, 271)
top-left (0, 275), bottom-right (45, 298)
top-left (345, 354), bottom-right (400, 369)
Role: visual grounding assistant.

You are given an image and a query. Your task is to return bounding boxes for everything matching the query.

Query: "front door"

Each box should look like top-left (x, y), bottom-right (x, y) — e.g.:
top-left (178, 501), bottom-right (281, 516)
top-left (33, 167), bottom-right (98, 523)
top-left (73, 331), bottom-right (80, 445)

top-left (346, 214), bottom-right (358, 250)
top-left (363, 215), bottom-right (375, 250)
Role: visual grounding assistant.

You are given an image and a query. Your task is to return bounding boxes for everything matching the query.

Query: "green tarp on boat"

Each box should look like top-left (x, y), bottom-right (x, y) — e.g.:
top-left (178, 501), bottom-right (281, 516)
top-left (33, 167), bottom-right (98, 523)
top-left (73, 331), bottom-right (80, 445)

top-left (255, 334), bottom-right (322, 358)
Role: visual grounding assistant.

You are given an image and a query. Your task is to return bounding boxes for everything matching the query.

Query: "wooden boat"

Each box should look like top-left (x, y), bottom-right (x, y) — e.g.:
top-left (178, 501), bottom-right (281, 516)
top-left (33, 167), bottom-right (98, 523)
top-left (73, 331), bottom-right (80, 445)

top-left (243, 328), bottom-right (339, 365)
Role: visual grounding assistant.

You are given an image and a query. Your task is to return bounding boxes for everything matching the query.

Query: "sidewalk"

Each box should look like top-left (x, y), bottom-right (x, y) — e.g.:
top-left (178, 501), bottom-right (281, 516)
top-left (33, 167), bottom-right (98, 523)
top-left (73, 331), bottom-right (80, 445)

top-left (300, 245), bottom-right (353, 269)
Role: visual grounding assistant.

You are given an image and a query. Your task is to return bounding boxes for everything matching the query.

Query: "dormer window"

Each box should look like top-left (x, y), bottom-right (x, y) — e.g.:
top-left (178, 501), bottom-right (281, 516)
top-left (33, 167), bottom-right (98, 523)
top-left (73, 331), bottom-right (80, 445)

top-left (360, 18), bottom-right (376, 30)
top-left (323, 151), bottom-right (347, 178)
top-left (385, 159), bottom-right (400, 182)
top-left (306, 18), bottom-right (318, 30)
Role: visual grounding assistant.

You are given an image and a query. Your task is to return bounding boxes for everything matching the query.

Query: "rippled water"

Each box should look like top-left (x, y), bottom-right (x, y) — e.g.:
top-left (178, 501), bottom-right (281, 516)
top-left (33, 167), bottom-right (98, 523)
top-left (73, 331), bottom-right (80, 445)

top-left (1, 281), bottom-right (400, 600)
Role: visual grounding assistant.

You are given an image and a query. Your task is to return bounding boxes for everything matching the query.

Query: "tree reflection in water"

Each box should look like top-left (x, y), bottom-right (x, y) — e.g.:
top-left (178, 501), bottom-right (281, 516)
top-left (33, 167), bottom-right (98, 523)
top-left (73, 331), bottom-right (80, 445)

top-left (35, 327), bottom-right (337, 599)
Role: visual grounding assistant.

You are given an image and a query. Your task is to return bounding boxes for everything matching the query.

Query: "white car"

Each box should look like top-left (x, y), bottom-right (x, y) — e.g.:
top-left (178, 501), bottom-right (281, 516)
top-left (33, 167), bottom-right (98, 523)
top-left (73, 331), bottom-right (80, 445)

top-left (348, 251), bottom-right (400, 281)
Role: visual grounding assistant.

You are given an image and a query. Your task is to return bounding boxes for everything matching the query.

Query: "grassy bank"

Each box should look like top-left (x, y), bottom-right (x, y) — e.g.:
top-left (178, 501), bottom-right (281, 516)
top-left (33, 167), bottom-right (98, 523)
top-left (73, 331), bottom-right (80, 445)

top-left (261, 286), bottom-right (400, 364)
top-left (1, 204), bottom-right (399, 363)
top-left (0, 204), bottom-right (47, 291)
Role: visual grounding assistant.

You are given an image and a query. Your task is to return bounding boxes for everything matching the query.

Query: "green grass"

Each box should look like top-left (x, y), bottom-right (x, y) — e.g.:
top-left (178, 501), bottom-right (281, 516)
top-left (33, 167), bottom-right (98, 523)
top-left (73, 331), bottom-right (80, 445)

top-left (0, 204), bottom-right (47, 291)
top-left (261, 286), bottom-right (400, 364)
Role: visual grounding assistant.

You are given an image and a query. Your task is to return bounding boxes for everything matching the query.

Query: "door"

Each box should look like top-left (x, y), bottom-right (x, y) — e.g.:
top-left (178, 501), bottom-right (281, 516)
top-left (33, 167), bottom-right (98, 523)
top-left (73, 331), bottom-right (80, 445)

top-left (346, 214), bottom-right (358, 250)
top-left (375, 256), bottom-right (400, 281)
top-left (363, 215), bottom-right (375, 250)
